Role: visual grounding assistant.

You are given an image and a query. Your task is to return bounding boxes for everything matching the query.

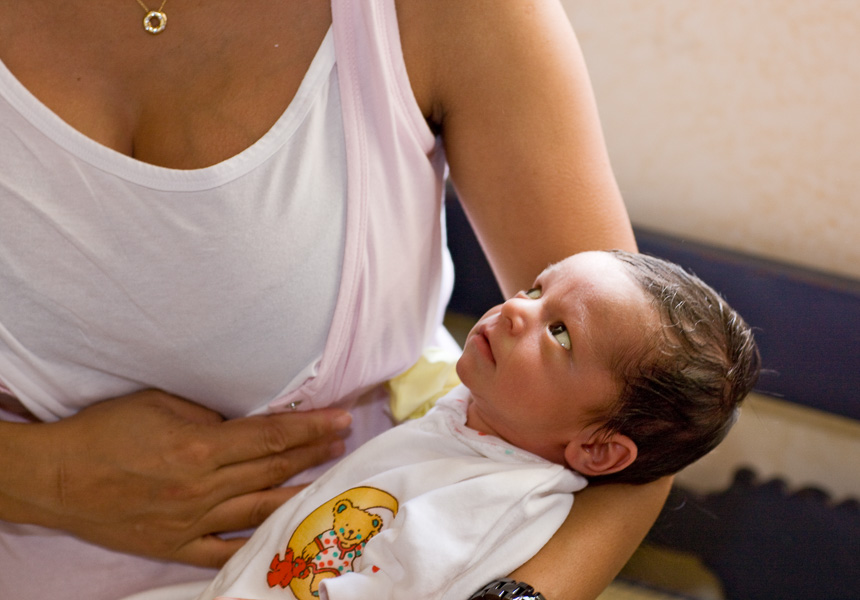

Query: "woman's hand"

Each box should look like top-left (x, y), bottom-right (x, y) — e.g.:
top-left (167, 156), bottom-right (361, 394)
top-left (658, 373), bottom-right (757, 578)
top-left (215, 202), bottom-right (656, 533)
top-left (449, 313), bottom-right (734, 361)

top-left (0, 389), bottom-right (351, 568)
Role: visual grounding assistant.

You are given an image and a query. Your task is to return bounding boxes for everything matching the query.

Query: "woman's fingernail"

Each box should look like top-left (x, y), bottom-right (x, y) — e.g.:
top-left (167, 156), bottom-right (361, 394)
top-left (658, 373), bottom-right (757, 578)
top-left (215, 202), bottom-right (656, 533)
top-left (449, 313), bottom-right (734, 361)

top-left (332, 412), bottom-right (352, 431)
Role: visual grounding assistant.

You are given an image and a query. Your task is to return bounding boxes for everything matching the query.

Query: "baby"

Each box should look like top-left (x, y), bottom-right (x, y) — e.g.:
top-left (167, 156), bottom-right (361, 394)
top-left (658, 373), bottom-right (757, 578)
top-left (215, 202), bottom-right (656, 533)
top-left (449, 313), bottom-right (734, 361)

top-left (456, 249), bottom-right (761, 487)
top-left (143, 250), bottom-right (760, 600)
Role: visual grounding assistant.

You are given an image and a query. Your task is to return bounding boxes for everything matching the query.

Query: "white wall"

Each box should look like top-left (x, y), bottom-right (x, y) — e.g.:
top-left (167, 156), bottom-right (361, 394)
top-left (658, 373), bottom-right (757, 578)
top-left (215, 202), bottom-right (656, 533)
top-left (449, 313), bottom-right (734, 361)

top-left (563, 0), bottom-right (860, 280)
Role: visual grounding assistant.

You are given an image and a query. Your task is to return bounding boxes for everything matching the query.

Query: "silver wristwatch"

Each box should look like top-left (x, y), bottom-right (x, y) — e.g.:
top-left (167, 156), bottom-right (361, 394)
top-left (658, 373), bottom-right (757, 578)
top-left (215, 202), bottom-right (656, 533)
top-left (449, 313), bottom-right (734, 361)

top-left (468, 578), bottom-right (547, 600)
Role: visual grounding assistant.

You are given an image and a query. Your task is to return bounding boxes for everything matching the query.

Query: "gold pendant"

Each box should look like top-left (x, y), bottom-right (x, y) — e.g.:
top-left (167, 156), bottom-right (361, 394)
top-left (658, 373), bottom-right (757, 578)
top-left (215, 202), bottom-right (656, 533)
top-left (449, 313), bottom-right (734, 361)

top-left (143, 10), bottom-right (167, 34)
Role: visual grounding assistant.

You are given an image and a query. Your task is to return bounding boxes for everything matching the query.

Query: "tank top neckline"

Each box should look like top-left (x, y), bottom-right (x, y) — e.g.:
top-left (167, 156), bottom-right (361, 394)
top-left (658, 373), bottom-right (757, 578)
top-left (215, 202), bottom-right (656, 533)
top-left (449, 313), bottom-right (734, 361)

top-left (0, 28), bottom-right (335, 192)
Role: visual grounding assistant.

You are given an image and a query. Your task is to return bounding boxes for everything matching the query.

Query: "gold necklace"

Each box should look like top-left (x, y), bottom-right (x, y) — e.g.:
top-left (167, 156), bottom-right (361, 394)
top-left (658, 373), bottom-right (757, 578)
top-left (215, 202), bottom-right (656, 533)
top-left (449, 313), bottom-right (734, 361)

top-left (135, 0), bottom-right (168, 34)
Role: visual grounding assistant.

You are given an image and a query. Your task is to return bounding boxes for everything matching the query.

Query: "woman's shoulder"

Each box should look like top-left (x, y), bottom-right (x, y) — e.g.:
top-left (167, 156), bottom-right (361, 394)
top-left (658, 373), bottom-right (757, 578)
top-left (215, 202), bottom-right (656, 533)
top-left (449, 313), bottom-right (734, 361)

top-left (395, 0), bottom-right (574, 124)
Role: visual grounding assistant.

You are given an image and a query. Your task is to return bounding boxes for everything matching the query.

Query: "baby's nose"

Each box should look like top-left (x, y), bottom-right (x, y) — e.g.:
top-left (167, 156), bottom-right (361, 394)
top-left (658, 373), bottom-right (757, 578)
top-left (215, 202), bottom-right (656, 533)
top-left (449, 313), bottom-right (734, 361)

top-left (500, 298), bottom-right (528, 335)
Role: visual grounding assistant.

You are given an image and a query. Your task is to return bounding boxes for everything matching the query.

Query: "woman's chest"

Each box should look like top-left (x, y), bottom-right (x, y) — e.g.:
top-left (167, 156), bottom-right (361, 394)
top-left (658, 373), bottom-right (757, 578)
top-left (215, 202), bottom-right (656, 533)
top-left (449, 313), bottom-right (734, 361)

top-left (0, 0), bottom-right (333, 169)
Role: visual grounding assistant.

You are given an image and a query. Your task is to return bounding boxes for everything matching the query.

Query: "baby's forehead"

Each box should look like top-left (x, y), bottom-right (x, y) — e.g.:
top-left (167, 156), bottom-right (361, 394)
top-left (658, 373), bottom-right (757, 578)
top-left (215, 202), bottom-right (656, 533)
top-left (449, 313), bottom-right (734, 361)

top-left (540, 256), bottom-right (576, 276)
top-left (536, 257), bottom-right (579, 285)
top-left (540, 251), bottom-right (616, 275)
top-left (538, 253), bottom-right (632, 294)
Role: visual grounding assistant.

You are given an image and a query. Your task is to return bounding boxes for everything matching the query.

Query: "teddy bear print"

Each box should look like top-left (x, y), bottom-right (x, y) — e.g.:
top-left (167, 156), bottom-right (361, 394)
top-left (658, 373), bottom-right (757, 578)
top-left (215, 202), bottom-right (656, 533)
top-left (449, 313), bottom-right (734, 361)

top-left (299, 499), bottom-right (383, 595)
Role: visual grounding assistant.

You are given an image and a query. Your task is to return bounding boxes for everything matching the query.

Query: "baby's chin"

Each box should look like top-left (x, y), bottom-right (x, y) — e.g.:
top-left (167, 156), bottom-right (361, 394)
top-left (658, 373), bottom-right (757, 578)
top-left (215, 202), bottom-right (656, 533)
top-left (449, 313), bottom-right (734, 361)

top-left (454, 349), bottom-right (473, 382)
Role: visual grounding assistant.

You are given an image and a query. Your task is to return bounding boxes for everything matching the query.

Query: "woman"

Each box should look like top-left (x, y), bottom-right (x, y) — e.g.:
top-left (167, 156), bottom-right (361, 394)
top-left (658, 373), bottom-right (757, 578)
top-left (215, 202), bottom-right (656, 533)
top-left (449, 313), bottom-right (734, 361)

top-left (0, 0), bottom-right (671, 598)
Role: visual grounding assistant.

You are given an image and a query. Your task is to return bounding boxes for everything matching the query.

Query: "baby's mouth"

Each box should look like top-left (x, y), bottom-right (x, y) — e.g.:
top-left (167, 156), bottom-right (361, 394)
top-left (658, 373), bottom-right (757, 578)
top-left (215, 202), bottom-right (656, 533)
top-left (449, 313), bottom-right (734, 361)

top-left (474, 324), bottom-right (496, 364)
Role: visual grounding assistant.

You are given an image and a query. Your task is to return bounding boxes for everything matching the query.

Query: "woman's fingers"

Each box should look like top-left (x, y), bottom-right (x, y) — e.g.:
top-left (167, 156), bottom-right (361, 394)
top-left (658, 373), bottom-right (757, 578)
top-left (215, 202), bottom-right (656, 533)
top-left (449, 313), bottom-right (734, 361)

top-left (171, 486), bottom-right (309, 568)
top-left (209, 409), bottom-right (352, 467)
top-left (172, 534), bottom-right (250, 569)
top-left (207, 486), bottom-right (308, 536)
top-left (208, 437), bottom-right (344, 501)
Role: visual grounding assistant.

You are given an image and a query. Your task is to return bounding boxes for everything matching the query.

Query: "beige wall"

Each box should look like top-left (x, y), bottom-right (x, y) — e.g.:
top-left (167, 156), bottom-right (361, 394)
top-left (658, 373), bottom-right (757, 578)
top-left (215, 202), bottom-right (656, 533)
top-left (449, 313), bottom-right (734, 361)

top-left (676, 392), bottom-right (860, 501)
top-left (563, 0), bottom-right (860, 280)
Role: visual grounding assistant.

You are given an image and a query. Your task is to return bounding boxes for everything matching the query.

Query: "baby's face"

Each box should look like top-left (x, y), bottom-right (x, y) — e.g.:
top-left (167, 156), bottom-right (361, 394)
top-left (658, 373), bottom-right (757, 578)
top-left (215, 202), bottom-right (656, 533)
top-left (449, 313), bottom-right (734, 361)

top-left (457, 251), bottom-right (656, 464)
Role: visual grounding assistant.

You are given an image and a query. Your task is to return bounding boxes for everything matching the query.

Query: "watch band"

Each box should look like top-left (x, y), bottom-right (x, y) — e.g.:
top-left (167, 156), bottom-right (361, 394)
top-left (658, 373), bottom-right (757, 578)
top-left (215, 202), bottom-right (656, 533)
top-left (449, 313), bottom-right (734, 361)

top-left (468, 578), bottom-right (547, 600)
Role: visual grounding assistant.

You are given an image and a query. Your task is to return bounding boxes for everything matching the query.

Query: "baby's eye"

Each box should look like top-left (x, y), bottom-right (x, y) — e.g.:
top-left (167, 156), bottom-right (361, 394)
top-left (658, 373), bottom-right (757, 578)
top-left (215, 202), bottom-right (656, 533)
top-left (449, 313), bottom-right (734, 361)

top-left (525, 287), bottom-right (542, 299)
top-left (549, 323), bottom-right (571, 350)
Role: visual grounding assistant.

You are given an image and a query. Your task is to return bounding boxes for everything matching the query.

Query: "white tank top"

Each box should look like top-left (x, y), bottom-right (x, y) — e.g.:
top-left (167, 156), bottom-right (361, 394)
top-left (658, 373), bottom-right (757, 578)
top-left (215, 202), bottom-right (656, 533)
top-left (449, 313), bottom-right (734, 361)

top-left (0, 31), bottom-right (345, 420)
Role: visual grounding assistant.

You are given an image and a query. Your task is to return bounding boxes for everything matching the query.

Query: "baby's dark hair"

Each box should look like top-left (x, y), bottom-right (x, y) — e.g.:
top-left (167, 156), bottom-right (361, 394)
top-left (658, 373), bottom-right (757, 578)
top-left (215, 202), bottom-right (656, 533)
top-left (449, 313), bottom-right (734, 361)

top-left (588, 250), bottom-right (761, 486)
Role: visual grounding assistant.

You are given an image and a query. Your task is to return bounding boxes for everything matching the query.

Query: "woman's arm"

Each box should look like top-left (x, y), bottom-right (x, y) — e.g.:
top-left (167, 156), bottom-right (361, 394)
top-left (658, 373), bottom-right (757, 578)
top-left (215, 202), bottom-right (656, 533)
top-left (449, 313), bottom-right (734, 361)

top-left (400, 0), bottom-right (635, 296)
top-left (399, 0), bottom-right (664, 596)
top-left (0, 390), bottom-right (350, 568)
top-left (509, 479), bottom-right (673, 599)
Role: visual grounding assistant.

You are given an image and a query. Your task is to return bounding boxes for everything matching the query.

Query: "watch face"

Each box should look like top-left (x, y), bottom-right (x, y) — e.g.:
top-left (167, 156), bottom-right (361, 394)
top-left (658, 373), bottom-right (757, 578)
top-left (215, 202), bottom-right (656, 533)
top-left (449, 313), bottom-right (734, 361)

top-left (469, 578), bottom-right (546, 600)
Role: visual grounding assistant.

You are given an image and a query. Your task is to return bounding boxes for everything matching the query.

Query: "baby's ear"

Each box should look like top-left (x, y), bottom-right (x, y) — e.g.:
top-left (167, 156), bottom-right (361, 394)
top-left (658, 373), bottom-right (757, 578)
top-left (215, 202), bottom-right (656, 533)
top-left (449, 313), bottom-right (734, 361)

top-left (564, 431), bottom-right (637, 477)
